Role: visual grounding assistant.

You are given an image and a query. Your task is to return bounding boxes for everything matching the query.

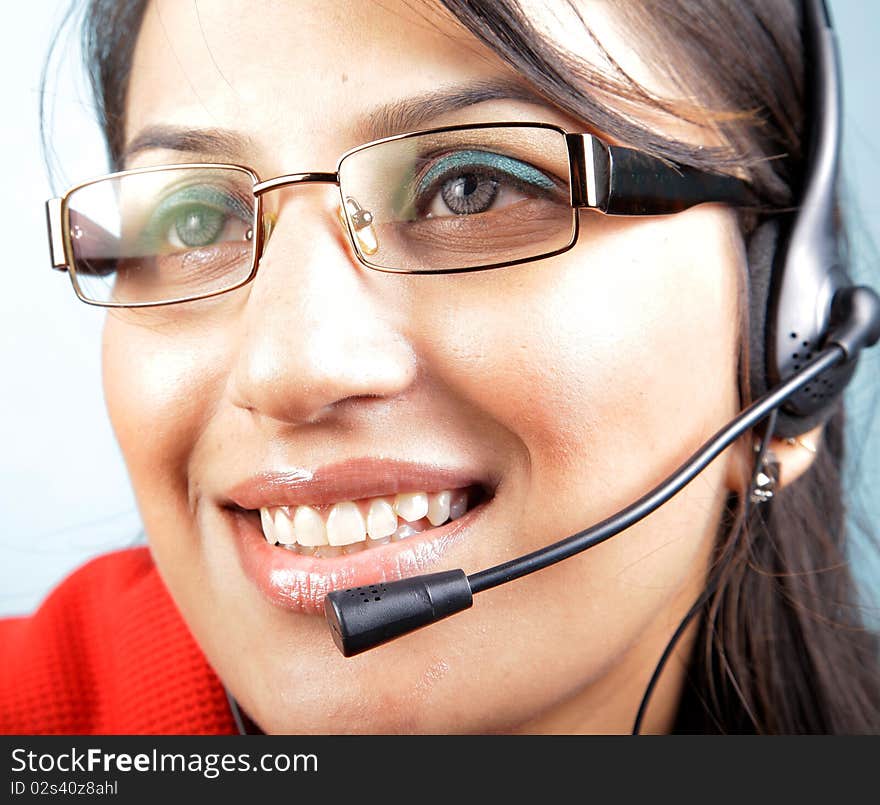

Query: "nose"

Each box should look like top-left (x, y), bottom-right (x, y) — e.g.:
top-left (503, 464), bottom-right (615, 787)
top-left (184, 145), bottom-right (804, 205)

top-left (228, 185), bottom-right (417, 426)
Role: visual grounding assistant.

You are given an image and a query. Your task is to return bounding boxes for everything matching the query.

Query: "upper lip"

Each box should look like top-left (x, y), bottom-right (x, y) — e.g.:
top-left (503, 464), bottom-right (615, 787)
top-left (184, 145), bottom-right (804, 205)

top-left (225, 457), bottom-right (494, 510)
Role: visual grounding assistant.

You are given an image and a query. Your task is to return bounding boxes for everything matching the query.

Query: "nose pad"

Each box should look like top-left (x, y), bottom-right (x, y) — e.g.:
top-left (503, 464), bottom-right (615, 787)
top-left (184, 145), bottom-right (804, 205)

top-left (262, 212), bottom-right (278, 244)
top-left (339, 196), bottom-right (379, 256)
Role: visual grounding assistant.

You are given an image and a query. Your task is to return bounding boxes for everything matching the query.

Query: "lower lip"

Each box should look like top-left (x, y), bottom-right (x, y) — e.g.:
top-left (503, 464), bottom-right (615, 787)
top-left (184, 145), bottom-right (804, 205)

top-left (228, 500), bottom-right (489, 615)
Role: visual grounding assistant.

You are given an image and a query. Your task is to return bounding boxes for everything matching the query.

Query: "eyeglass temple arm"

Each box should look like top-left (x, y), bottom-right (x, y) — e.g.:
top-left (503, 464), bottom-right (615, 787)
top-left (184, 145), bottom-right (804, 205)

top-left (45, 197), bottom-right (68, 271)
top-left (566, 133), bottom-right (756, 215)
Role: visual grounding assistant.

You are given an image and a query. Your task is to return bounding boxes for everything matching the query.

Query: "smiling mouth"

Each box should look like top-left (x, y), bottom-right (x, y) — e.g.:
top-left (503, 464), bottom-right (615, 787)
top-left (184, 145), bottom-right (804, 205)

top-left (241, 484), bottom-right (490, 558)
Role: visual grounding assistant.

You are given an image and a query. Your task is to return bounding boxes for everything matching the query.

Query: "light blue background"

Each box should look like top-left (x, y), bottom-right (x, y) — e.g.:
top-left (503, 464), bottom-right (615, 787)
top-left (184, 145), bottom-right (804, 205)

top-left (1, 1), bottom-right (878, 616)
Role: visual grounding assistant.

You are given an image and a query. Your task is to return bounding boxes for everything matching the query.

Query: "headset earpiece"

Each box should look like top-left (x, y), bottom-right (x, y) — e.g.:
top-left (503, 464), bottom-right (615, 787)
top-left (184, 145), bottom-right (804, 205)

top-left (747, 210), bottom-right (860, 439)
top-left (746, 0), bottom-right (859, 440)
top-left (746, 216), bottom-right (851, 439)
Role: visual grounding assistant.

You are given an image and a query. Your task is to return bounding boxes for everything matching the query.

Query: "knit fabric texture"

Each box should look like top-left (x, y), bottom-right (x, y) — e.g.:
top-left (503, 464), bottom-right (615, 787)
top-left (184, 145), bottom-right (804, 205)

top-left (0, 547), bottom-right (236, 734)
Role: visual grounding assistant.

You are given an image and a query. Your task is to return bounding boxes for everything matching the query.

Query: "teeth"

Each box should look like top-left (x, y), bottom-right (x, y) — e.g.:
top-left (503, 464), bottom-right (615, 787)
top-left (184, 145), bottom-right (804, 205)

top-left (326, 501), bottom-right (367, 546)
top-left (394, 491), bottom-right (429, 523)
top-left (393, 522), bottom-right (421, 541)
top-left (427, 490), bottom-right (452, 526)
top-left (260, 507), bottom-right (277, 544)
top-left (449, 489), bottom-right (468, 520)
top-left (274, 508), bottom-right (296, 545)
top-left (366, 497), bottom-right (397, 540)
top-left (256, 487), bottom-right (481, 554)
top-left (293, 505), bottom-right (328, 546)
top-left (367, 535), bottom-right (393, 546)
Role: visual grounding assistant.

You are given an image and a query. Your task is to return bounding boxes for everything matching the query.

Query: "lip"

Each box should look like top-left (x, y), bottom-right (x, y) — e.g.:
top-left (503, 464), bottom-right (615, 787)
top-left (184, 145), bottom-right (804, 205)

top-left (225, 457), bottom-right (495, 510)
top-left (228, 496), bottom-right (490, 614)
top-left (222, 457), bottom-right (497, 614)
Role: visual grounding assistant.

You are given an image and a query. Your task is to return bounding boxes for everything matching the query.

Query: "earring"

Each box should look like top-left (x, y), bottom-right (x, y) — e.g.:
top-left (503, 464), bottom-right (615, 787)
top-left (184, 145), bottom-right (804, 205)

top-left (785, 436), bottom-right (817, 454)
top-left (749, 443), bottom-right (780, 504)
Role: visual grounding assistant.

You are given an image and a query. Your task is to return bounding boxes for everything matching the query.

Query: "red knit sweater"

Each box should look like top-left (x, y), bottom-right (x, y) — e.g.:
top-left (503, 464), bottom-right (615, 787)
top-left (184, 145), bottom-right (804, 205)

top-left (0, 547), bottom-right (237, 734)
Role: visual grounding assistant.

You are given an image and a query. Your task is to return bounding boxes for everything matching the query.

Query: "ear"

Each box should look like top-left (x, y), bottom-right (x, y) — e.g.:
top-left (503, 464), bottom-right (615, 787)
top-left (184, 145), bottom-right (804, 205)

top-left (724, 423), bottom-right (824, 496)
top-left (769, 423), bottom-right (824, 490)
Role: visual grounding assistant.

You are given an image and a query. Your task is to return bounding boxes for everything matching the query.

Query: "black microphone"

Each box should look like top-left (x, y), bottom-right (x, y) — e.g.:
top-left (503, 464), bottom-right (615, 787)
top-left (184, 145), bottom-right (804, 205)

top-left (324, 286), bottom-right (880, 657)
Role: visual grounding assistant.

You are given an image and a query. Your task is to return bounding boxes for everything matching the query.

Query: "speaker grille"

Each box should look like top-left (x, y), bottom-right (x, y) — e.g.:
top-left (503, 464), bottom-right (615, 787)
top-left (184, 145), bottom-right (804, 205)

top-left (784, 331), bottom-right (850, 413)
top-left (344, 583), bottom-right (389, 604)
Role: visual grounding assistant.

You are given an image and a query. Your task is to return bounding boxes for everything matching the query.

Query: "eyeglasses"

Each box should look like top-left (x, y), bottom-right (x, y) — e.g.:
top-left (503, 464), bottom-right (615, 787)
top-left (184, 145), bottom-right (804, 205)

top-left (45, 121), bottom-right (754, 308)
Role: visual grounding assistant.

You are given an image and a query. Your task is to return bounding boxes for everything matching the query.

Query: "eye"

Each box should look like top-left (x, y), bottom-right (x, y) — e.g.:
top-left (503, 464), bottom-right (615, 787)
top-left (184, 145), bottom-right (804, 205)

top-left (435, 172), bottom-right (499, 216)
top-left (413, 149), bottom-right (560, 218)
top-left (141, 183), bottom-right (254, 251)
top-left (167, 204), bottom-right (226, 248)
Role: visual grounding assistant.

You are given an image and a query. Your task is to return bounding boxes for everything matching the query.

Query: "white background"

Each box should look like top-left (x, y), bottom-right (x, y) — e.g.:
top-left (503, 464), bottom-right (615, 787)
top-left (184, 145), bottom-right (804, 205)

top-left (1, 1), bottom-right (878, 616)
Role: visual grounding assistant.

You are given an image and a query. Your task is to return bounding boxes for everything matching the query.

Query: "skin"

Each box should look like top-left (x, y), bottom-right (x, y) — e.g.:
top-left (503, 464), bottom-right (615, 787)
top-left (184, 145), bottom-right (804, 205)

top-left (103, 0), bottom-right (820, 733)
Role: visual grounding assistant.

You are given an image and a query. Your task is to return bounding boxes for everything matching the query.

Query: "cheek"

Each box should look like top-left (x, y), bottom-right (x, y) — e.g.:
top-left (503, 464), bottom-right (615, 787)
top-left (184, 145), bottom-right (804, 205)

top-left (101, 311), bottom-right (230, 516)
top-left (419, 210), bottom-right (742, 481)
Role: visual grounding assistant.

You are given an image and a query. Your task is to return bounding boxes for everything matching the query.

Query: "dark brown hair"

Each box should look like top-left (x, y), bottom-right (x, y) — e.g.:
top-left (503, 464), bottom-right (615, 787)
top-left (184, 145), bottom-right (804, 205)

top-left (64, 0), bottom-right (879, 733)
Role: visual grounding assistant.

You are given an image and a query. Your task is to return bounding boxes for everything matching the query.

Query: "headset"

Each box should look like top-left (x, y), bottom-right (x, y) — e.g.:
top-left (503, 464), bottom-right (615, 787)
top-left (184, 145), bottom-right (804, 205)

top-left (322, 0), bottom-right (880, 731)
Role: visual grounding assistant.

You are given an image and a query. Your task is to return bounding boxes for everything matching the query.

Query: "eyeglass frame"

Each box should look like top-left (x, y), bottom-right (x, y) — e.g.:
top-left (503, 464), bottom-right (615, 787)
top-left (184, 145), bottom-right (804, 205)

top-left (45, 120), bottom-right (756, 308)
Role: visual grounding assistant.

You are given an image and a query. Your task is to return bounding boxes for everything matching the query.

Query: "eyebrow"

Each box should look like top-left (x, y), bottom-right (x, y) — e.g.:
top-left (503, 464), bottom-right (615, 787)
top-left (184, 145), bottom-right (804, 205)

top-left (121, 76), bottom-right (560, 165)
top-left (353, 76), bottom-right (559, 141)
top-left (122, 127), bottom-right (254, 164)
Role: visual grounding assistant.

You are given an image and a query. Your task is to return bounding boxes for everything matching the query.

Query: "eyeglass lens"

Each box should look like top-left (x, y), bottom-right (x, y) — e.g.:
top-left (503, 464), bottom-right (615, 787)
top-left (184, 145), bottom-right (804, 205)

top-left (67, 166), bottom-right (259, 305)
top-left (339, 125), bottom-right (575, 272)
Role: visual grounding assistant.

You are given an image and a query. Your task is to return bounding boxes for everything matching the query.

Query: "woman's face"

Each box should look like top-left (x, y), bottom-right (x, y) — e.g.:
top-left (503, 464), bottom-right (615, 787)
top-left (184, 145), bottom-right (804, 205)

top-left (107, 0), bottom-right (746, 733)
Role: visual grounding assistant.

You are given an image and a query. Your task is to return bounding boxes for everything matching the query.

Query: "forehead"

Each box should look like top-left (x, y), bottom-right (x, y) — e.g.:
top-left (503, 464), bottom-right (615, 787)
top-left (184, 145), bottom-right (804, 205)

top-left (125, 2), bottom-right (521, 156)
top-left (124, 1), bottom-right (672, 163)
